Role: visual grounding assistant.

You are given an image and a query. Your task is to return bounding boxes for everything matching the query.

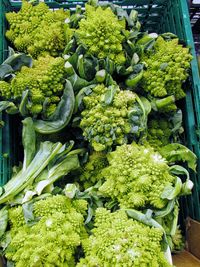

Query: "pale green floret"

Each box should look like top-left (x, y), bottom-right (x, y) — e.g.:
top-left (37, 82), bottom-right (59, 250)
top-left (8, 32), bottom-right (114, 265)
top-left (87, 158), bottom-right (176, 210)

top-left (6, 1), bottom-right (71, 57)
top-left (10, 55), bottom-right (66, 117)
top-left (99, 143), bottom-right (175, 209)
top-left (80, 84), bottom-right (145, 151)
top-left (76, 5), bottom-right (125, 64)
top-left (77, 208), bottom-right (172, 267)
top-left (142, 37), bottom-right (192, 102)
top-left (5, 195), bottom-right (88, 267)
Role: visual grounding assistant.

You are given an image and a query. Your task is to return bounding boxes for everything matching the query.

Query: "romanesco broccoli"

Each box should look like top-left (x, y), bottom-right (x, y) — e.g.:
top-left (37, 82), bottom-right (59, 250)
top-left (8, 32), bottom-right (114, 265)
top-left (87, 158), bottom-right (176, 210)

top-left (80, 84), bottom-right (146, 151)
top-left (77, 208), bottom-right (171, 267)
top-left (5, 195), bottom-right (88, 267)
top-left (9, 55), bottom-right (66, 117)
top-left (79, 152), bottom-right (108, 189)
top-left (142, 36), bottom-right (192, 100)
top-left (6, 1), bottom-right (71, 57)
top-left (99, 143), bottom-right (175, 209)
top-left (76, 5), bottom-right (125, 64)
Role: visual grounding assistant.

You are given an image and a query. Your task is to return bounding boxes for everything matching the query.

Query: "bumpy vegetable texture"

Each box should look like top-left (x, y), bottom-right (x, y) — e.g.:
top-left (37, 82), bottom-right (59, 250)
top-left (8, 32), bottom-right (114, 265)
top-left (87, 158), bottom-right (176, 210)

top-left (79, 152), bottom-right (108, 189)
top-left (0, 81), bottom-right (11, 99)
top-left (141, 36), bottom-right (192, 100)
top-left (77, 208), bottom-right (171, 267)
top-left (79, 84), bottom-right (147, 151)
top-left (99, 142), bottom-right (176, 209)
top-left (147, 118), bottom-right (173, 150)
top-left (10, 55), bottom-right (66, 117)
top-left (76, 4), bottom-right (125, 64)
top-left (5, 195), bottom-right (88, 267)
top-left (6, 1), bottom-right (71, 57)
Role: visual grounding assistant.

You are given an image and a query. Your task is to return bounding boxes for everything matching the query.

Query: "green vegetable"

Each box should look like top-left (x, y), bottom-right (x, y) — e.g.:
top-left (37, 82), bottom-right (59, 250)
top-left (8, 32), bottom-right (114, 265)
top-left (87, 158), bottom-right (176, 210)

top-left (99, 142), bottom-right (177, 209)
top-left (79, 84), bottom-right (147, 151)
top-left (160, 143), bottom-right (197, 171)
top-left (6, 2), bottom-right (71, 57)
top-left (76, 4), bottom-right (125, 64)
top-left (33, 80), bottom-right (75, 134)
top-left (77, 208), bottom-right (172, 267)
top-left (141, 36), bottom-right (192, 100)
top-left (4, 195), bottom-right (88, 266)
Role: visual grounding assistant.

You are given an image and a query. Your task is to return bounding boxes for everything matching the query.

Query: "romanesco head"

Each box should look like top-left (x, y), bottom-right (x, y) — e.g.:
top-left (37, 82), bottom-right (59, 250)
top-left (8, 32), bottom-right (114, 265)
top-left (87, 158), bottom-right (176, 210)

top-left (6, 194), bottom-right (88, 267)
top-left (80, 84), bottom-right (146, 151)
top-left (77, 208), bottom-right (171, 267)
top-left (99, 142), bottom-right (175, 209)
top-left (76, 5), bottom-right (125, 64)
top-left (141, 36), bottom-right (192, 100)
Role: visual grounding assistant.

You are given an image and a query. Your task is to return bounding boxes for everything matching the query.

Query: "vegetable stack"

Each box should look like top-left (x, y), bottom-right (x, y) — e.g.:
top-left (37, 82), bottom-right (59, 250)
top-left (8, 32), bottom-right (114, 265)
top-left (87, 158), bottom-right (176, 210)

top-left (0, 1), bottom-right (197, 266)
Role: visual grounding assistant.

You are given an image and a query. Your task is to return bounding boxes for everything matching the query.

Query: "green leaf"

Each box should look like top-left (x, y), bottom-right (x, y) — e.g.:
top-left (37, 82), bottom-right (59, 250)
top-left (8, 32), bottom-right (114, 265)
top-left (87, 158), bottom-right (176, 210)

top-left (3, 53), bottom-right (32, 72)
top-left (125, 70), bottom-right (143, 88)
top-left (64, 183), bottom-right (78, 199)
top-left (103, 84), bottom-right (117, 105)
top-left (0, 101), bottom-right (18, 114)
top-left (169, 165), bottom-right (190, 180)
top-left (74, 84), bottom-right (96, 113)
top-left (169, 165), bottom-right (194, 196)
top-left (22, 201), bottom-right (36, 225)
top-left (154, 200), bottom-right (175, 218)
top-left (139, 96), bottom-right (151, 115)
top-left (0, 64), bottom-right (13, 79)
top-left (34, 80), bottom-right (75, 134)
top-left (19, 90), bottom-right (29, 117)
top-left (161, 177), bottom-right (182, 200)
top-left (85, 206), bottom-right (94, 225)
top-left (0, 142), bottom-right (63, 204)
top-left (22, 117), bottom-right (36, 171)
top-left (34, 154), bottom-right (80, 195)
top-left (0, 207), bottom-right (8, 238)
top-left (7, 261), bottom-right (15, 267)
top-left (160, 143), bottom-right (197, 171)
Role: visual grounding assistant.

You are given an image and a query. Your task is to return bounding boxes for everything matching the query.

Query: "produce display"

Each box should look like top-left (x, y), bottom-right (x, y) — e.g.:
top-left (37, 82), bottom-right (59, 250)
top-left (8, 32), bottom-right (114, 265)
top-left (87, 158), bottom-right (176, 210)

top-left (0, 1), bottom-right (197, 266)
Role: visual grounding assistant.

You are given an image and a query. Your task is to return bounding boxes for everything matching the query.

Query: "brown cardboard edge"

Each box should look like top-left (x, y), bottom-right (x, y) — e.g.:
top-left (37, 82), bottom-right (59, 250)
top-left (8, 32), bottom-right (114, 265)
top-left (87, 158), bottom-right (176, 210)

top-left (186, 217), bottom-right (200, 260)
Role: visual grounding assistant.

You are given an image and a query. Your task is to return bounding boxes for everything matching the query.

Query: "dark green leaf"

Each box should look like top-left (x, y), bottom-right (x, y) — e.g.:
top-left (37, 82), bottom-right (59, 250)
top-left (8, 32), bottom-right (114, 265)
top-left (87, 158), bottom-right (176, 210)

top-left (22, 117), bottom-right (36, 170)
top-left (19, 90), bottom-right (29, 117)
top-left (0, 64), bottom-right (13, 79)
top-left (3, 53), bottom-right (32, 72)
top-left (34, 80), bottom-right (75, 134)
top-left (0, 101), bottom-right (17, 113)
top-left (74, 84), bottom-right (96, 113)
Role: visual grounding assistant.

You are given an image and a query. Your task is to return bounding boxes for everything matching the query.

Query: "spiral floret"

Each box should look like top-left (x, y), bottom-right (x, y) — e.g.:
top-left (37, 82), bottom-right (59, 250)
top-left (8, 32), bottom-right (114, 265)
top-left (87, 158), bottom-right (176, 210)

top-left (147, 118), bottom-right (172, 150)
top-left (10, 55), bottom-right (66, 117)
top-left (80, 84), bottom-right (146, 151)
top-left (142, 36), bottom-right (192, 100)
top-left (6, 195), bottom-right (88, 267)
top-left (0, 81), bottom-right (11, 99)
top-left (76, 5), bottom-right (125, 64)
top-left (6, 2), bottom-right (70, 57)
top-left (79, 152), bottom-right (108, 189)
top-left (99, 143), bottom-right (175, 209)
top-left (77, 208), bottom-right (171, 267)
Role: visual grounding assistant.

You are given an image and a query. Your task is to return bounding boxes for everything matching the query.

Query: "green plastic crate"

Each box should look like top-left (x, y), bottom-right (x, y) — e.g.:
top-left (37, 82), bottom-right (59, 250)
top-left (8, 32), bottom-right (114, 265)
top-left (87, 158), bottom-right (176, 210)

top-left (0, 0), bottom-right (200, 220)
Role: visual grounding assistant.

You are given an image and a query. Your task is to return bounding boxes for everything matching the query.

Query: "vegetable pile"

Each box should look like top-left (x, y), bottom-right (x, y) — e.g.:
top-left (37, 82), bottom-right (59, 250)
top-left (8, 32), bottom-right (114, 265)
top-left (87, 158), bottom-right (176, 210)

top-left (0, 1), bottom-right (197, 266)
